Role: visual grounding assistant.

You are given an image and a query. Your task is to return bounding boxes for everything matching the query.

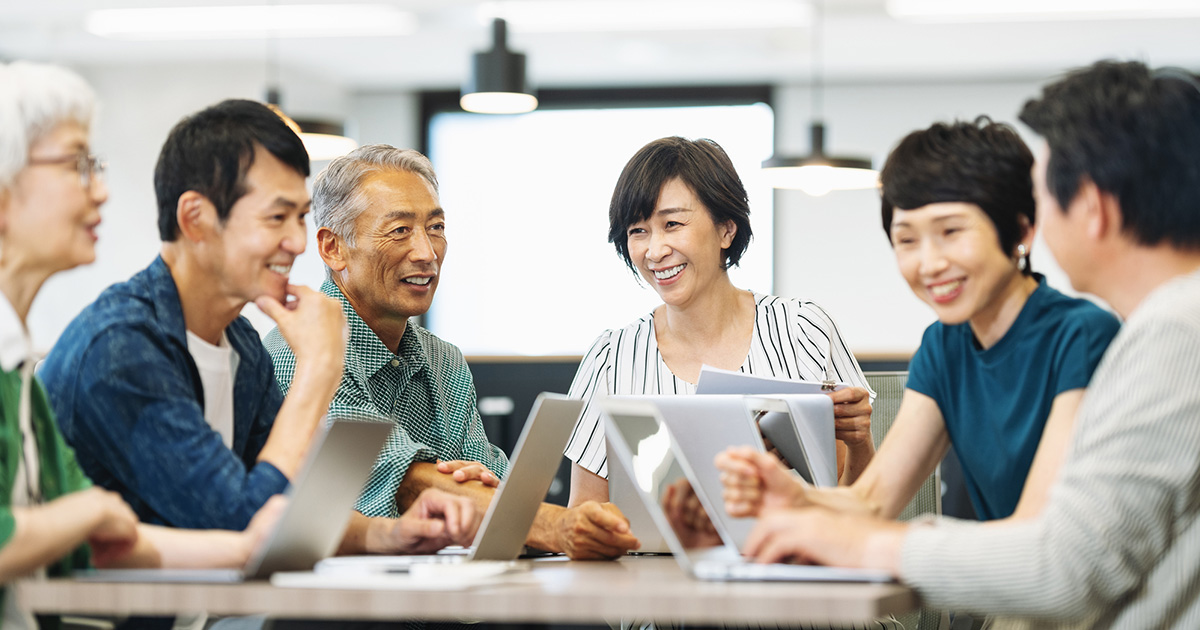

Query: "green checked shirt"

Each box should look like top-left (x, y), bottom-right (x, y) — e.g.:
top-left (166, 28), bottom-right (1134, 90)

top-left (265, 279), bottom-right (508, 518)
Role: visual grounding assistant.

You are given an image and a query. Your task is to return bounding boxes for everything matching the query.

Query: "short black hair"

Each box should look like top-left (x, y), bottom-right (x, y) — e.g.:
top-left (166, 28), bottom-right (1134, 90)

top-left (154, 99), bottom-right (310, 241)
top-left (608, 136), bottom-right (752, 272)
top-left (1020, 60), bottom-right (1200, 250)
top-left (880, 117), bottom-right (1036, 275)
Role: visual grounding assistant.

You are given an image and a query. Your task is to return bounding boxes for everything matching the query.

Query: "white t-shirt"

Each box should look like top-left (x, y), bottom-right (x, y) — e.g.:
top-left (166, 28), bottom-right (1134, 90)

top-left (186, 331), bottom-right (240, 449)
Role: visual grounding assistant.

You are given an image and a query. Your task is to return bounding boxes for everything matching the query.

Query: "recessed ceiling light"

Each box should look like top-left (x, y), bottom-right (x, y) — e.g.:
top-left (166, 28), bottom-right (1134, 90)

top-left (477, 0), bottom-right (811, 33)
top-left (888, 0), bottom-right (1200, 22)
top-left (86, 4), bottom-right (417, 40)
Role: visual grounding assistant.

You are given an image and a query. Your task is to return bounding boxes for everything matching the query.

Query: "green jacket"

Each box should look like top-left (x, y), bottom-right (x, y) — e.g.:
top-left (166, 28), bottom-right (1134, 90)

top-left (1, 368), bottom-right (92, 626)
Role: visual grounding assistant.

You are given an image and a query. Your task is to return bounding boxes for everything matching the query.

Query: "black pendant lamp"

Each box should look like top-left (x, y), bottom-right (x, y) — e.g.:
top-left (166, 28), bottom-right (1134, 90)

top-left (263, 28), bottom-right (356, 161)
top-left (460, 18), bottom-right (538, 114)
top-left (761, 1), bottom-right (878, 195)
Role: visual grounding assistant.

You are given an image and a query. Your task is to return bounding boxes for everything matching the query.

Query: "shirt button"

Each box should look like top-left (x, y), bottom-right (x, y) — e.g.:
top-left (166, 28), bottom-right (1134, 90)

top-left (390, 359), bottom-right (400, 367)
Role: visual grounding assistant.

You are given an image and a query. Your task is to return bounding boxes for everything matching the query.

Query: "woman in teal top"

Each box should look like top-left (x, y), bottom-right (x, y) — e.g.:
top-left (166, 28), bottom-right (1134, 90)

top-left (0, 61), bottom-right (286, 630)
top-left (718, 118), bottom-right (1120, 524)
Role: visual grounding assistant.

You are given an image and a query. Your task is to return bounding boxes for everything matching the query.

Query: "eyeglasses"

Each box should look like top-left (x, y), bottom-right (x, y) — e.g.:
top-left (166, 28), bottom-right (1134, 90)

top-left (28, 152), bottom-right (107, 189)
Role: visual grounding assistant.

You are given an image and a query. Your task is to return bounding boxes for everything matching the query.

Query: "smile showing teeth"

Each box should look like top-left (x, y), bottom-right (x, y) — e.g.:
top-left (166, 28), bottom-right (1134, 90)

top-left (653, 264), bottom-right (685, 280)
top-left (403, 276), bottom-right (432, 286)
top-left (929, 279), bottom-right (963, 298)
top-left (267, 264), bottom-right (291, 276)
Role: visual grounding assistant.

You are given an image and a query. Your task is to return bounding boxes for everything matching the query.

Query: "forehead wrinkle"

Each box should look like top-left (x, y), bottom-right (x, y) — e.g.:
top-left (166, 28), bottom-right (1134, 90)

top-left (379, 207), bottom-right (444, 223)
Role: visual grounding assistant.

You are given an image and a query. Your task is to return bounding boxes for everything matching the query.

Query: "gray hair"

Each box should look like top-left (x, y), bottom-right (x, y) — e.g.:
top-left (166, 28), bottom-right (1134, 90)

top-left (311, 144), bottom-right (439, 246)
top-left (0, 61), bottom-right (96, 190)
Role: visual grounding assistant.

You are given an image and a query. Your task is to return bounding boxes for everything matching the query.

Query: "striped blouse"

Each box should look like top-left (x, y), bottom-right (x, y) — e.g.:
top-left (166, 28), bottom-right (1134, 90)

top-left (564, 292), bottom-right (872, 478)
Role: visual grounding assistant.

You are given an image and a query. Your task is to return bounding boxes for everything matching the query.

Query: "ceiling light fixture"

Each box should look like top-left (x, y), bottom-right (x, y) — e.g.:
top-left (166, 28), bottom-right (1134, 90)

top-left (477, 0), bottom-right (811, 33)
top-left (887, 0), bottom-right (1200, 22)
top-left (263, 36), bottom-right (356, 161)
top-left (460, 18), bottom-right (538, 115)
top-left (762, 1), bottom-right (877, 195)
top-left (86, 4), bottom-right (416, 40)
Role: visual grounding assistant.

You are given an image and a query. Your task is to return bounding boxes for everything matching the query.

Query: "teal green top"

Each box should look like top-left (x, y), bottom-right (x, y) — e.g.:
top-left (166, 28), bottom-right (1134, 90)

top-left (1, 368), bottom-right (93, 624)
top-left (265, 279), bottom-right (508, 518)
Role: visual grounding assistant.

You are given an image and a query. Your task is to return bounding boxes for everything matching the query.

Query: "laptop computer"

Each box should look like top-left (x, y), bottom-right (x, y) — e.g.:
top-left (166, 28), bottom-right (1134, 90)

top-left (605, 400), bottom-right (678, 555)
top-left (619, 395), bottom-right (765, 549)
top-left (601, 398), bottom-right (893, 584)
top-left (749, 394), bottom-right (837, 487)
top-left (76, 418), bottom-right (394, 583)
top-left (314, 392), bottom-right (584, 573)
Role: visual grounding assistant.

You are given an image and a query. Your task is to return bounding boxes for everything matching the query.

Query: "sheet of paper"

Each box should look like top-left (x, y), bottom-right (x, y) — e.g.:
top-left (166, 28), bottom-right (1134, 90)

top-left (271, 562), bottom-right (528, 590)
top-left (694, 365), bottom-right (847, 395)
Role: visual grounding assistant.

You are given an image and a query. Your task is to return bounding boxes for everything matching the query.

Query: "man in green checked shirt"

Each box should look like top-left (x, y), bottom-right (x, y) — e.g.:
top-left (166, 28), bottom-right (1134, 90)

top-left (266, 144), bottom-right (639, 560)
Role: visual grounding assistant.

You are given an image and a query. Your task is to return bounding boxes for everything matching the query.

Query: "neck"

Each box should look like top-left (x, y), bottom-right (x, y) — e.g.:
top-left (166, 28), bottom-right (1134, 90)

top-left (333, 276), bottom-right (408, 354)
top-left (655, 275), bottom-right (750, 345)
top-left (0, 254), bottom-right (54, 325)
top-left (1091, 247), bottom-right (1200, 319)
top-left (161, 244), bottom-right (244, 345)
top-left (968, 272), bottom-right (1040, 350)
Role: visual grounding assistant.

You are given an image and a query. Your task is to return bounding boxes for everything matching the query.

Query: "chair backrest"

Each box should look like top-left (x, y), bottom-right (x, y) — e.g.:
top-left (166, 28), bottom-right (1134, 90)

top-left (865, 371), bottom-right (949, 630)
top-left (864, 371), bottom-right (941, 521)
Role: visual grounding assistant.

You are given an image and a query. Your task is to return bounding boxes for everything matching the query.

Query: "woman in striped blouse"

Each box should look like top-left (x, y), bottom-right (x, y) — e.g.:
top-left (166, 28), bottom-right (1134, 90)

top-left (563, 136), bottom-right (876, 513)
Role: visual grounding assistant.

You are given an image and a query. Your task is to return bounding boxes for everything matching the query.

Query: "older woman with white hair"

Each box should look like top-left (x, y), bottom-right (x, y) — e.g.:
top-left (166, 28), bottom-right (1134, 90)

top-left (0, 61), bottom-right (282, 630)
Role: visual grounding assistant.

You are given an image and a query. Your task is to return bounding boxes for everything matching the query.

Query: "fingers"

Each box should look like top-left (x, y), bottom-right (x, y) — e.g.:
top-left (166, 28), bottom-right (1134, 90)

top-left (401, 518), bottom-right (451, 554)
top-left (254, 295), bottom-right (289, 321)
top-left (743, 510), bottom-right (797, 560)
top-left (89, 489), bottom-right (140, 542)
top-left (826, 386), bottom-right (868, 405)
top-left (754, 533), bottom-right (806, 565)
top-left (717, 449), bottom-right (766, 517)
top-left (558, 503), bottom-right (640, 559)
top-left (437, 460), bottom-right (501, 487)
top-left (266, 286), bottom-right (348, 364)
top-left (410, 489), bottom-right (479, 544)
top-left (580, 501), bottom-right (630, 535)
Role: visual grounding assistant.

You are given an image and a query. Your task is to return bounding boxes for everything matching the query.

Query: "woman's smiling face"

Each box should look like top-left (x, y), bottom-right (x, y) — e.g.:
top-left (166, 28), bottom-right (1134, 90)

top-left (625, 177), bottom-right (736, 308)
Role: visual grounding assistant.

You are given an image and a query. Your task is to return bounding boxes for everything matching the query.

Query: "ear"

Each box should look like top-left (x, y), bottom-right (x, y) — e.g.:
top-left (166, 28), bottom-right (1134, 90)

top-left (1073, 177), bottom-right (1117, 242)
top-left (176, 191), bottom-right (216, 243)
top-left (316, 226), bottom-right (348, 273)
top-left (1015, 212), bottom-right (1037, 256)
top-left (719, 219), bottom-right (737, 250)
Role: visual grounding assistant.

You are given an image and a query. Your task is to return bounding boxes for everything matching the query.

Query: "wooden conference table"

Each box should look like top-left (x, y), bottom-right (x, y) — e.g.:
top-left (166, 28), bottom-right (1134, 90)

top-left (16, 556), bottom-right (915, 626)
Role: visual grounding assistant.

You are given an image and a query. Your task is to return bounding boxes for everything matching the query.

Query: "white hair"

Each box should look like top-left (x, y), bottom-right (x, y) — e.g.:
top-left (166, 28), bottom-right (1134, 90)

top-left (311, 144), bottom-right (439, 247)
top-left (0, 61), bottom-right (96, 190)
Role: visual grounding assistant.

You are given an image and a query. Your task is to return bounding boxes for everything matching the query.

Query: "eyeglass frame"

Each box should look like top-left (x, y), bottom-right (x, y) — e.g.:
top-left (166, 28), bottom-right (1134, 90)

top-left (27, 152), bottom-right (107, 189)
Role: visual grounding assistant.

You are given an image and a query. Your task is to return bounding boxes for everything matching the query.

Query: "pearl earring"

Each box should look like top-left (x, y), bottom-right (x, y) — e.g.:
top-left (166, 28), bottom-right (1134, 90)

top-left (1017, 244), bottom-right (1028, 271)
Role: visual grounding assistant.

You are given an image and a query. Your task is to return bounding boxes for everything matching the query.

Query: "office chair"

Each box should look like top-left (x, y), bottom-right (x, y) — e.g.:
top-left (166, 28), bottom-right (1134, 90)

top-left (864, 372), bottom-right (948, 630)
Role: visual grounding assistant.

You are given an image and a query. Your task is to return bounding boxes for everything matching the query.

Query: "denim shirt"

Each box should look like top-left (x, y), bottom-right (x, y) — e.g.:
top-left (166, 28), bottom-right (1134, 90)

top-left (40, 256), bottom-right (287, 530)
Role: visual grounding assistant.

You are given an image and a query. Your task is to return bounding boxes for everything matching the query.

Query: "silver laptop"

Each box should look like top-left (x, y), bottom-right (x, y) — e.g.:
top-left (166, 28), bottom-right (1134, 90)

top-left (749, 394), bottom-right (836, 487)
top-left (76, 418), bottom-right (393, 583)
top-left (605, 404), bottom-right (677, 555)
top-left (315, 392), bottom-right (584, 573)
top-left (602, 398), bottom-right (893, 584)
top-left (621, 395), bottom-right (765, 550)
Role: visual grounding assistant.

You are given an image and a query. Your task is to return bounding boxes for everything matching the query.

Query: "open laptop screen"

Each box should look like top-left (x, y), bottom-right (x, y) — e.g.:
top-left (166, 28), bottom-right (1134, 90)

top-left (602, 405), bottom-right (727, 559)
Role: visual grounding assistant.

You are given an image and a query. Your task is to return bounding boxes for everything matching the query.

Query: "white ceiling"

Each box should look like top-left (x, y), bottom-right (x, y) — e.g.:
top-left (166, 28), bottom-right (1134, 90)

top-left (2, 0), bottom-right (1198, 92)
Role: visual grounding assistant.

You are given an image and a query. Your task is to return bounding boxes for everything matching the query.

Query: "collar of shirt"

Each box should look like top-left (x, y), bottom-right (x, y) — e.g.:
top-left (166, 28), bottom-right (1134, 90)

top-left (141, 255), bottom-right (192, 349)
top-left (322, 278), bottom-right (429, 387)
top-left (0, 291), bottom-right (33, 372)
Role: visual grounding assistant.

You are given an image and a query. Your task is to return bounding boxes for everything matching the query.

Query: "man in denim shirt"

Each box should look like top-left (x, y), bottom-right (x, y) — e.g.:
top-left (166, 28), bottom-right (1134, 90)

top-left (41, 101), bottom-right (477, 554)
